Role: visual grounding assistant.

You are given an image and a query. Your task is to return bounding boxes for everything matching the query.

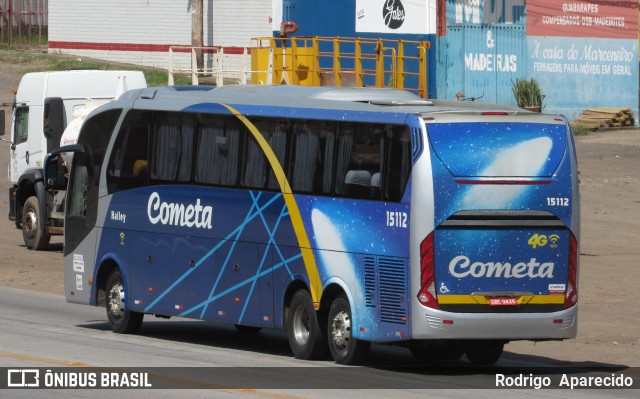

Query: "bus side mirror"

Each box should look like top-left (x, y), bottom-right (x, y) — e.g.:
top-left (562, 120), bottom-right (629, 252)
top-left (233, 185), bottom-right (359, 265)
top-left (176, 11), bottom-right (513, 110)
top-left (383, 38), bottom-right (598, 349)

top-left (0, 110), bottom-right (5, 136)
top-left (44, 144), bottom-right (84, 190)
top-left (44, 154), bottom-right (68, 190)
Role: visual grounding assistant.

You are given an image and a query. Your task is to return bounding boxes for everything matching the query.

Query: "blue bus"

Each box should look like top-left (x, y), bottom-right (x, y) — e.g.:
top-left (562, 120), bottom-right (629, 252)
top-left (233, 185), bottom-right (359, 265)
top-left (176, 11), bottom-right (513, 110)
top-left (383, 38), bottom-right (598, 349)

top-left (50, 85), bottom-right (580, 365)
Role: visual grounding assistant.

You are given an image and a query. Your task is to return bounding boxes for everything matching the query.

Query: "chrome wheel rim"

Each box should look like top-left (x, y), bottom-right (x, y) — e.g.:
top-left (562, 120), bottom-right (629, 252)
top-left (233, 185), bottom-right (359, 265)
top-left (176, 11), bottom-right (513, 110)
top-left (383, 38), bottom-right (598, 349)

top-left (330, 310), bottom-right (351, 350)
top-left (292, 304), bottom-right (311, 346)
top-left (108, 281), bottom-right (125, 319)
top-left (23, 209), bottom-right (37, 239)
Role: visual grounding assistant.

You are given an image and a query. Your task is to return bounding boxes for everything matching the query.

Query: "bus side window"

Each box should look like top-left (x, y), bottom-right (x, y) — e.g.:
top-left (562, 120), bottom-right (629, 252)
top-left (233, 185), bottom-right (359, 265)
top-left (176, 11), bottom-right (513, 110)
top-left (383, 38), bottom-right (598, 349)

top-left (266, 120), bottom-right (288, 190)
top-left (68, 109), bottom-right (122, 218)
top-left (286, 119), bottom-right (337, 195)
top-left (241, 118), bottom-right (289, 191)
top-left (195, 115), bottom-right (240, 187)
top-left (106, 110), bottom-right (150, 193)
top-left (241, 125), bottom-right (267, 190)
top-left (336, 123), bottom-right (381, 200)
top-left (68, 158), bottom-right (89, 217)
top-left (290, 120), bottom-right (319, 193)
top-left (150, 112), bottom-right (194, 183)
top-left (318, 121), bottom-right (336, 194)
top-left (383, 125), bottom-right (412, 201)
top-left (78, 109), bottom-right (123, 186)
top-left (334, 125), bottom-right (354, 196)
top-left (240, 119), bottom-right (274, 190)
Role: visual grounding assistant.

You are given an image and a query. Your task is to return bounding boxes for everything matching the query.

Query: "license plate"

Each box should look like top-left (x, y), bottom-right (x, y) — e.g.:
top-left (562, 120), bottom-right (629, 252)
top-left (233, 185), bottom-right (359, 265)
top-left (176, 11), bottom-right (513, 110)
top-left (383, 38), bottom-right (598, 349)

top-left (488, 297), bottom-right (518, 306)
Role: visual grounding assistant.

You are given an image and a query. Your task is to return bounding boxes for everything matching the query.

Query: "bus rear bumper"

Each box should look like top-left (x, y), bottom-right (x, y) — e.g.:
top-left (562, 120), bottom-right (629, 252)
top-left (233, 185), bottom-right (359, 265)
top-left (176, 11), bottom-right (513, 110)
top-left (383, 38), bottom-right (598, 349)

top-left (411, 306), bottom-right (578, 340)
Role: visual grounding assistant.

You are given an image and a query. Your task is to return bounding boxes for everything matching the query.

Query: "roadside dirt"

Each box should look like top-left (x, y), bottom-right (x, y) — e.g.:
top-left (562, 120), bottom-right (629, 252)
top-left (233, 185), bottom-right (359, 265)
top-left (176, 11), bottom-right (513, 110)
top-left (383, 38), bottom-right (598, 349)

top-left (1, 55), bottom-right (638, 367)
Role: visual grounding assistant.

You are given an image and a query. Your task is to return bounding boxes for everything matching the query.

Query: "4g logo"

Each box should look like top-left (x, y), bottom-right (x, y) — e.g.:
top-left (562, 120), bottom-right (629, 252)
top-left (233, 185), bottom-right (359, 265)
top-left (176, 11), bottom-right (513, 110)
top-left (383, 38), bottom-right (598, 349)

top-left (528, 233), bottom-right (560, 249)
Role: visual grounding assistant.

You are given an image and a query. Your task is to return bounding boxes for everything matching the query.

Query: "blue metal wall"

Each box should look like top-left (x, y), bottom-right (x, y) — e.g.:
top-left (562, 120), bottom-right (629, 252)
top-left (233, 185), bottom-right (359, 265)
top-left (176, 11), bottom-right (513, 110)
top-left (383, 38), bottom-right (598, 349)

top-left (444, 0), bottom-right (526, 24)
top-left (441, 24), bottom-right (525, 104)
top-left (527, 37), bottom-right (638, 120)
top-left (525, 1), bottom-right (639, 120)
top-left (439, 0), bottom-right (639, 119)
top-left (282, 0), bottom-right (353, 37)
top-left (438, 0), bottom-right (526, 105)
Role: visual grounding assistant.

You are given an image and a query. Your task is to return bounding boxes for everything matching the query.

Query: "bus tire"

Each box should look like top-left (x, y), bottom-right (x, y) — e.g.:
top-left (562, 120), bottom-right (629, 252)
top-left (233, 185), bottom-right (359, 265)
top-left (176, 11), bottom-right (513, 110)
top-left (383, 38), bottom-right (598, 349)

top-left (22, 196), bottom-right (50, 250)
top-left (287, 290), bottom-right (327, 360)
top-left (327, 294), bottom-right (370, 365)
top-left (464, 341), bottom-right (504, 365)
top-left (106, 269), bottom-right (143, 334)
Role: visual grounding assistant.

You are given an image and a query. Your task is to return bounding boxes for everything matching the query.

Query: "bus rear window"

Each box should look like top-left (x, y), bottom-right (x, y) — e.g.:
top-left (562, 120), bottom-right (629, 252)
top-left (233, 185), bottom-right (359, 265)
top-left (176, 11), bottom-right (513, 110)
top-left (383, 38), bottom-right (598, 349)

top-left (427, 122), bottom-right (566, 178)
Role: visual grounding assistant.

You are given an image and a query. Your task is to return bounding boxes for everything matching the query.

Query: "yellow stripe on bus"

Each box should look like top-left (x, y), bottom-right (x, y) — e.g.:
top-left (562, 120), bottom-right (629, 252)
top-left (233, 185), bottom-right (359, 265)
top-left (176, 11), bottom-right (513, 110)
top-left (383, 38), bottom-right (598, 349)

top-left (222, 104), bottom-right (322, 307)
top-left (437, 295), bottom-right (565, 305)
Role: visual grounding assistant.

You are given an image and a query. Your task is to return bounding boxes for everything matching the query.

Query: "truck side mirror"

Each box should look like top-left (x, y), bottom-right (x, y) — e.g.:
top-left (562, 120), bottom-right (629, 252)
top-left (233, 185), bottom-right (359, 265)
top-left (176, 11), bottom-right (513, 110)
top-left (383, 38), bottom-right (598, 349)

top-left (44, 97), bottom-right (65, 152)
top-left (0, 110), bottom-right (5, 136)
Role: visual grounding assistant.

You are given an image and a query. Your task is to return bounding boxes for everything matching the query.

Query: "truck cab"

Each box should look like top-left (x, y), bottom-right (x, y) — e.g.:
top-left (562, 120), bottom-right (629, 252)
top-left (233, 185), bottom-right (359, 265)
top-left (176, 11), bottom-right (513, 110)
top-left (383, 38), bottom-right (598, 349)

top-left (1, 70), bottom-right (147, 250)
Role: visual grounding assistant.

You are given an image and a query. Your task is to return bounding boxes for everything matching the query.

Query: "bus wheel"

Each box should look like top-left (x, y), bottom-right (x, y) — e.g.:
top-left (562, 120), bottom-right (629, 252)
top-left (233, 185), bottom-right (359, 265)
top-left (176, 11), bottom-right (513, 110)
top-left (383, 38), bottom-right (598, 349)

top-left (22, 196), bottom-right (50, 250)
top-left (287, 290), bottom-right (327, 360)
top-left (327, 294), bottom-right (370, 365)
top-left (464, 341), bottom-right (504, 365)
top-left (105, 269), bottom-right (143, 334)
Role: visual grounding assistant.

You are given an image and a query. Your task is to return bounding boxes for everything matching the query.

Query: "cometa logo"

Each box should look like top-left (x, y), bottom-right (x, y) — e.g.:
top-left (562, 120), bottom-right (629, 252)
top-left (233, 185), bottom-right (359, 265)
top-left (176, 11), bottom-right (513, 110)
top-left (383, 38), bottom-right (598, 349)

top-left (449, 255), bottom-right (555, 279)
top-left (383, 0), bottom-right (405, 29)
top-left (147, 192), bottom-right (213, 229)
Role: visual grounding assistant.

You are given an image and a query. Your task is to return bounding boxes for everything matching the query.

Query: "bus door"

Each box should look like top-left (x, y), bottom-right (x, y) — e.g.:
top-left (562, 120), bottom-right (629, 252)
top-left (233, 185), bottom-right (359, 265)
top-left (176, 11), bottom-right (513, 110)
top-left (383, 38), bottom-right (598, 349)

top-left (64, 109), bottom-right (123, 305)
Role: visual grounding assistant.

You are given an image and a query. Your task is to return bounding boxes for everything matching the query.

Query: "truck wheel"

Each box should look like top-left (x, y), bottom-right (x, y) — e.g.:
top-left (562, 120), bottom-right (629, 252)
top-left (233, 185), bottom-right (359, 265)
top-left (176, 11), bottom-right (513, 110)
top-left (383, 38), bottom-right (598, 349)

top-left (106, 269), bottom-right (143, 334)
top-left (327, 294), bottom-right (370, 364)
top-left (22, 196), bottom-right (51, 250)
top-left (287, 290), bottom-right (327, 360)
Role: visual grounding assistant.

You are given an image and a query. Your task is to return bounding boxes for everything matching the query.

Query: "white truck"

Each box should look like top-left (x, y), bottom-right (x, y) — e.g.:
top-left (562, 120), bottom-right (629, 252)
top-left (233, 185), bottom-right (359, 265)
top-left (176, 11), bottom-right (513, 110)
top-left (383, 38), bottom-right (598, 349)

top-left (0, 70), bottom-right (147, 250)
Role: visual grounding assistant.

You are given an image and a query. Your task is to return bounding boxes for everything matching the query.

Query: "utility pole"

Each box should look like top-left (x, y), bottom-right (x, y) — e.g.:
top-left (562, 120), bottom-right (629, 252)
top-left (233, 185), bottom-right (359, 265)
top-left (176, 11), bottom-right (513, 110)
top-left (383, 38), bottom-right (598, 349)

top-left (191, 0), bottom-right (204, 73)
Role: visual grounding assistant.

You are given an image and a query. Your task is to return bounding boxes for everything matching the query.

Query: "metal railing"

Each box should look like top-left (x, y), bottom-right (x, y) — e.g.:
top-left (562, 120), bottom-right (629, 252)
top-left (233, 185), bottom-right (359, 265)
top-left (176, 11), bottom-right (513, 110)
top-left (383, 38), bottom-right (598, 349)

top-left (168, 45), bottom-right (253, 86)
top-left (252, 36), bottom-right (429, 98)
top-left (0, 0), bottom-right (48, 46)
top-left (168, 36), bottom-right (429, 98)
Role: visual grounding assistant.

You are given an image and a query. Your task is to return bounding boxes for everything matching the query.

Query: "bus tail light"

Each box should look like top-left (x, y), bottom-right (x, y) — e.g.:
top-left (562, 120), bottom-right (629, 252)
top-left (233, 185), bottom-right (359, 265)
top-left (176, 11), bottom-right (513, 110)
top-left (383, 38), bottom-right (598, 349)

top-left (418, 233), bottom-right (438, 309)
top-left (564, 233), bottom-right (578, 309)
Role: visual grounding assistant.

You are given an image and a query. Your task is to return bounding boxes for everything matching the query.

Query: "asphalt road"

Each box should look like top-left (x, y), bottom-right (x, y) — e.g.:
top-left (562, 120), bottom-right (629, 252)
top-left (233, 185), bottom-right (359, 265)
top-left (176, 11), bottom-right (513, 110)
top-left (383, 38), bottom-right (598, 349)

top-left (0, 287), bottom-right (638, 398)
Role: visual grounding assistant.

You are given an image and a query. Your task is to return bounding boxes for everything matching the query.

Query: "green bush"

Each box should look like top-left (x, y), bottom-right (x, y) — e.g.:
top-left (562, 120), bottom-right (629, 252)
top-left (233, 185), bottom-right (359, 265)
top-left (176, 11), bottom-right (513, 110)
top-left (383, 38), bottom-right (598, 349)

top-left (511, 77), bottom-right (543, 108)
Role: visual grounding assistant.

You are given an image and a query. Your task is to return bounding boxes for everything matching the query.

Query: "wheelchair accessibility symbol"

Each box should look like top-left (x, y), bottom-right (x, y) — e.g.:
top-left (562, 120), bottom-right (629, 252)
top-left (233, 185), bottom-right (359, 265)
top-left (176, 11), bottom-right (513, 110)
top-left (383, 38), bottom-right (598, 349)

top-left (439, 283), bottom-right (450, 294)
